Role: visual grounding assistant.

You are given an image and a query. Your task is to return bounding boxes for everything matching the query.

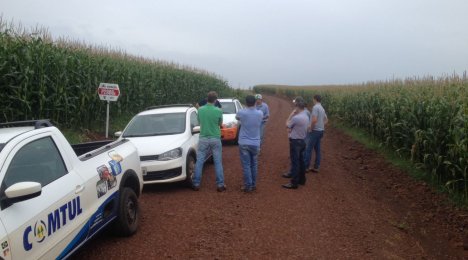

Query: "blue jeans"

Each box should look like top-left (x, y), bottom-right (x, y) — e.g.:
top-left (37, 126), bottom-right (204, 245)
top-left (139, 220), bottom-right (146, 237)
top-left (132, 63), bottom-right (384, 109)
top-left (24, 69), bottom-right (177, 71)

top-left (193, 137), bottom-right (224, 187)
top-left (304, 130), bottom-right (324, 170)
top-left (289, 139), bottom-right (306, 185)
top-left (260, 122), bottom-right (266, 146)
top-left (239, 144), bottom-right (259, 189)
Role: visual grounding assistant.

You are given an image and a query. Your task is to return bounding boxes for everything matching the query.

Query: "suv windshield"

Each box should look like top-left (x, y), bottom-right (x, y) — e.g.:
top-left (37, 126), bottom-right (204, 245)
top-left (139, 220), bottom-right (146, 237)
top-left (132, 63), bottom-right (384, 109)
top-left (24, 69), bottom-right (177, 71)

top-left (123, 113), bottom-right (186, 137)
top-left (219, 102), bottom-right (236, 114)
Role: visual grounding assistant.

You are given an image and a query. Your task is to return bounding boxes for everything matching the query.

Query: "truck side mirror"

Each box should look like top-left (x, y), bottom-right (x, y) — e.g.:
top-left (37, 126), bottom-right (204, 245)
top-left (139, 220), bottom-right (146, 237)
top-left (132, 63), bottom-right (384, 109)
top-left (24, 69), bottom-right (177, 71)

top-left (4, 182), bottom-right (42, 205)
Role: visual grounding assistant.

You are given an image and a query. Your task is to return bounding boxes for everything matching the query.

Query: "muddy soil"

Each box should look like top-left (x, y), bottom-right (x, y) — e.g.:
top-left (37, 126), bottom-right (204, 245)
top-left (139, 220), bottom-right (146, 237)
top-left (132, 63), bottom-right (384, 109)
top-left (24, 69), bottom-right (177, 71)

top-left (73, 95), bottom-right (468, 259)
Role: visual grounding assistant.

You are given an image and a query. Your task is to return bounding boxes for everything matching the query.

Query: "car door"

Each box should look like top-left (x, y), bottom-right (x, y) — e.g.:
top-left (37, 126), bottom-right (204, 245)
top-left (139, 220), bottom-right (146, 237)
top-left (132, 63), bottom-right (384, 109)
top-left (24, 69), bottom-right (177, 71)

top-left (0, 134), bottom-right (85, 260)
top-left (235, 100), bottom-right (242, 112)
top-left (0, 220), bottom-right (11, 260)
top-left (234, 100), bottom-right (243, 124)
top-left (189, 109), bottom-right (212, 161)
top-left (189, 110), bottom-right (200, 150)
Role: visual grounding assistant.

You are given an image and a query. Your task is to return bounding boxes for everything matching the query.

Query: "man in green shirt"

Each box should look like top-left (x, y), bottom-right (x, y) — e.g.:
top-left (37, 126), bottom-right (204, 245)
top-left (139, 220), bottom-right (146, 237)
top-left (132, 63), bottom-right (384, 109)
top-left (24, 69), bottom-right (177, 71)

top-left (192, 91), bottom-right (226, 192)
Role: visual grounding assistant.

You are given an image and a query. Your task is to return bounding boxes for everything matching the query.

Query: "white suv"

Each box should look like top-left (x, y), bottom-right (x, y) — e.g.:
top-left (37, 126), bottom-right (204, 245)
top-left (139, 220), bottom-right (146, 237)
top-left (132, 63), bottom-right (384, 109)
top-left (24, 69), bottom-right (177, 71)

top-left (218, 98), bottom-right (243, 143)
top-left (116, 104), bottom-right (201, 186)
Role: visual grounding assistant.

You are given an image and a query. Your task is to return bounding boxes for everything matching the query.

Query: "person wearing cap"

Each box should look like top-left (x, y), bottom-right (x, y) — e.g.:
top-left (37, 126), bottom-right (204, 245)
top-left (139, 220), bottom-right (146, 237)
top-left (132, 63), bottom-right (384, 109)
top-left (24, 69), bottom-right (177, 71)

top-left (255, 94), bottom-right (270, 146)
top-left (196, 97), bottom-right (222, 109)
top-left (192, 91), bottom-right (226, 192)
top-left (304, 94), bottom-right (328, 173)
top-left (236, 95), bottom-right (263, 192)
top-left (282, 96), bottom-right (309, 189)
top-left (281, 98), bottom-right (311, 178)
top-left (294, 98), bottom-right (311, 120)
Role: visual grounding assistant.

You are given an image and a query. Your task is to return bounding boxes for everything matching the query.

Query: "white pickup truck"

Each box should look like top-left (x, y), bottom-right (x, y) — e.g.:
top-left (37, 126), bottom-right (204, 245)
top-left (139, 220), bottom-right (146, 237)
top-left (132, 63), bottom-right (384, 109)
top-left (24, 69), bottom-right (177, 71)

top-left (0, 120), bottom-right (143, 260)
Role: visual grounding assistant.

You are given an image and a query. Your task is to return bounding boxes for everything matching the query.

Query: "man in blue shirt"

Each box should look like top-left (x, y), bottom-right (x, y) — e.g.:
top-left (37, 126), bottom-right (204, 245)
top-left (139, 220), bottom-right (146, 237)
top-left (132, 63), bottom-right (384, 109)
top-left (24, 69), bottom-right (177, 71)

top-left (304, 94), bottom-right (328, 173)
top-left (282, 97), bottom-right (309, 189)
top-left (236, 95), bottom-right (263, 192)
top-left (282, 98), bottom-right (311, 178)
top-left (255, 94), bottom-right (270, 147)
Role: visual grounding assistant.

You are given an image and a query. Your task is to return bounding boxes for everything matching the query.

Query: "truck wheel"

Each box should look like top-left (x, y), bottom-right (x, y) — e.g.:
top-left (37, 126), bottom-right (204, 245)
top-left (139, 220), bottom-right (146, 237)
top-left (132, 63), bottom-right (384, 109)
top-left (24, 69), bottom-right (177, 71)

top-left (114, 187), bottom-right (139, 236)
top-left (185, 154), bottom-right (195, 187)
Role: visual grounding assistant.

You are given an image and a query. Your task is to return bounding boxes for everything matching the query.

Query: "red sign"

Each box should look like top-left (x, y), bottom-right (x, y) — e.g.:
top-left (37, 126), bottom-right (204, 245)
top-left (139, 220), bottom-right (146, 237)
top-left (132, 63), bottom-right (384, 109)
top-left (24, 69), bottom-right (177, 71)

top-left (98, 83), bottom-right (120, 101)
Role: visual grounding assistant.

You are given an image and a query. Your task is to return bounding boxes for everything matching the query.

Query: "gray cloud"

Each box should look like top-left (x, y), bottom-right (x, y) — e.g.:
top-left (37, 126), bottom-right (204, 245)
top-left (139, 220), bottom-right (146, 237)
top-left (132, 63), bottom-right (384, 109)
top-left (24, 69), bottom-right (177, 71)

top-left (1, 0), bottom-right (467, 87)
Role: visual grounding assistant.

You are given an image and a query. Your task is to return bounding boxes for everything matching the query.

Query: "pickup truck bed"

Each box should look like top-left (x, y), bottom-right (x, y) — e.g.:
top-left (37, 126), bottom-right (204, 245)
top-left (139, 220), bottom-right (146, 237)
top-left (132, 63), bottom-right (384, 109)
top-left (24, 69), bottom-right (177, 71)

top-left (71, 140), bottom-right (114, 157)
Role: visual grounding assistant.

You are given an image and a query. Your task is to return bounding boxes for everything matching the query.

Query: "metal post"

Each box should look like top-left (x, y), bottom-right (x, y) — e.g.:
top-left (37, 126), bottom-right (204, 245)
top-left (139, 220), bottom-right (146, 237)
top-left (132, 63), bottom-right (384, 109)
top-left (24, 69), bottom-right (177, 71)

top-left (106, 101), bottom-right (110, 138)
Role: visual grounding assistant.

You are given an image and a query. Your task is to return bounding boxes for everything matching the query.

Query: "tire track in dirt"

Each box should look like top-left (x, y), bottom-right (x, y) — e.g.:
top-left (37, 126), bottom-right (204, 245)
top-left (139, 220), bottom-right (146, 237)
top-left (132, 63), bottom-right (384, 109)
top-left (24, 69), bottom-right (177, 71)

top-left (73, 95), bottom-right (466, 259)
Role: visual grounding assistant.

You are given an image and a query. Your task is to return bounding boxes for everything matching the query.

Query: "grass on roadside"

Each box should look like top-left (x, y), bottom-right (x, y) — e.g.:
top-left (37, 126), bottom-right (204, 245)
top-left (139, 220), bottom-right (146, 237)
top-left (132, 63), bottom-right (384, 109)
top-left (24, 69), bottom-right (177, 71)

top-left (333, 120), bottom-right (468, 207)
top-left (61, 112), bottom-right (134, 144)
top-left (61, 128), bottom-right (88, 144)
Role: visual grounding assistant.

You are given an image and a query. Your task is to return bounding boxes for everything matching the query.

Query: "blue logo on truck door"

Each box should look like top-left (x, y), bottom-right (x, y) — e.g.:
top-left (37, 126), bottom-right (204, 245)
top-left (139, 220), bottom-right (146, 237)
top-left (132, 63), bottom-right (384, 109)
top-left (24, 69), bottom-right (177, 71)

top-left (23, 196), bottom-right (83, 251)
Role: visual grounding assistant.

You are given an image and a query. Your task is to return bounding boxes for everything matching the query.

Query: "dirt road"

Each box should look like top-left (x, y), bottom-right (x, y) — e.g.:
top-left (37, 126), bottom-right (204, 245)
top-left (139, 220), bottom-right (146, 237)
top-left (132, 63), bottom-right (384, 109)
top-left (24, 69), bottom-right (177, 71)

top-left (74, 95), bottom-right (467, 259)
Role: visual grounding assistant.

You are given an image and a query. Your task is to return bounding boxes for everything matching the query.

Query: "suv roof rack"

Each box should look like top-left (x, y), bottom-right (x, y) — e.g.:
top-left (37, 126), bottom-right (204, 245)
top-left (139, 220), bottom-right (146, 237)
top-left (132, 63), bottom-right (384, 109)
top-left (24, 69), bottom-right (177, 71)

top-left (0, 119), bottom-right (53, 129)
top-left (145, 104), bottom-right (193, 110)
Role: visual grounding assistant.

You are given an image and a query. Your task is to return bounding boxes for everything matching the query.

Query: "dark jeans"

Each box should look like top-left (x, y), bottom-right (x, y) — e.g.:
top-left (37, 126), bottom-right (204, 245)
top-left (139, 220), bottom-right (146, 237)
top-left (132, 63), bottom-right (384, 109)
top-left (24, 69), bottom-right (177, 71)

top-left (304, 130), bottom-right (324, 169)
top-left (289, 138), bottom-right (306, 185)
top-left (239, 144), bottom-right (259, 189)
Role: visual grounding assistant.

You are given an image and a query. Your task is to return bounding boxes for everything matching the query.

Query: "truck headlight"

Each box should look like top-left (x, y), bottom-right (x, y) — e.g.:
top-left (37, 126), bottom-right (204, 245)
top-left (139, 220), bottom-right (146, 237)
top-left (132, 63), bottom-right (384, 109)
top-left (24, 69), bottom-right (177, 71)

top-left (158, 148), bottom-right (182, 161)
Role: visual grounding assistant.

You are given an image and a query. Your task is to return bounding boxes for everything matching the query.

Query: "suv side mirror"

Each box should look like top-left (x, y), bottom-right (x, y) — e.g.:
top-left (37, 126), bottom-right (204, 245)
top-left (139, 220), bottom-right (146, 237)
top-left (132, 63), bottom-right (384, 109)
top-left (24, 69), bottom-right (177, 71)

top-left (114, 131), bottom-right (122, 137)
top-left (192, 126), bottom-right (200, 134)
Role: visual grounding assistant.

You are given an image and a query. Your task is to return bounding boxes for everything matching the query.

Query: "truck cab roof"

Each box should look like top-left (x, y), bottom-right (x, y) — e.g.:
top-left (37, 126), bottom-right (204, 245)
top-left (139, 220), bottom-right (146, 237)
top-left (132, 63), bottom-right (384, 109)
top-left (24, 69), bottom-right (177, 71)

top-left (0, 126), bottom-right (35, 144)
top-left (0, 120), bottom-right (54, 151)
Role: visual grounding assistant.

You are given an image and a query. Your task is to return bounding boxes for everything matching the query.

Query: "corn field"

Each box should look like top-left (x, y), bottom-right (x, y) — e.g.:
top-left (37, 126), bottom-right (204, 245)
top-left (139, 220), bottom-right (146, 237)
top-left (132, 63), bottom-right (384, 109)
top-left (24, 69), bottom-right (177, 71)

top-left (0, 21), bottom-right (234, 128)
top-left (254, 76), bottom-right (468, 200)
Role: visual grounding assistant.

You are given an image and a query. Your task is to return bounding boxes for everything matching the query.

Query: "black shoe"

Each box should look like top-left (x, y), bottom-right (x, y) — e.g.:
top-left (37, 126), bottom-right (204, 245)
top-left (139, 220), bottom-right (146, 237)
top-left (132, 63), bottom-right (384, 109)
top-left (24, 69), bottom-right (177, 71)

top-left (311, 168), bottom-right (319, 173)
top-left (299, 181), bottom-right (306, 185)
top-left (282, 173), bottom-right (292, 178)
top-left (241, 186), bottom-right (253, 193)
top-left (282, 183), bottom-right (298, 189)
top-left (192, 185), bottom-right (200, 191)
top-left (217, 185), bottom-right (226, 192)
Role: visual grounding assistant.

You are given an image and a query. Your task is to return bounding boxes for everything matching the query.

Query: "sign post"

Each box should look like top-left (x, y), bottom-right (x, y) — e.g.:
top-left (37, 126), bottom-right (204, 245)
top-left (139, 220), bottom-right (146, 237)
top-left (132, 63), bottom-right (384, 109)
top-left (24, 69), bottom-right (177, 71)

top-left (97, 83), bottom-right (120, 138)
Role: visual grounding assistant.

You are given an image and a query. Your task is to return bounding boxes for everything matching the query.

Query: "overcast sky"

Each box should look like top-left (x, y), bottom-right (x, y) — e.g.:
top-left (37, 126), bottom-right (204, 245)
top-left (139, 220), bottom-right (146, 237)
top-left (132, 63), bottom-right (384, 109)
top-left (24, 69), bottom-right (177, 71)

top-left (1, 0), bottom-right (468, 87)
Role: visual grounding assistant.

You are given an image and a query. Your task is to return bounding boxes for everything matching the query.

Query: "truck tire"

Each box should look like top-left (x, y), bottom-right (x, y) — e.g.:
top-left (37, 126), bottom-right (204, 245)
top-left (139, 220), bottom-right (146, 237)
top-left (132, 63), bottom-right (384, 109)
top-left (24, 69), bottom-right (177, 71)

top-left (114, 187), bottom-right (139, 236)
top-left (184, 154), bottom-right (196, 187)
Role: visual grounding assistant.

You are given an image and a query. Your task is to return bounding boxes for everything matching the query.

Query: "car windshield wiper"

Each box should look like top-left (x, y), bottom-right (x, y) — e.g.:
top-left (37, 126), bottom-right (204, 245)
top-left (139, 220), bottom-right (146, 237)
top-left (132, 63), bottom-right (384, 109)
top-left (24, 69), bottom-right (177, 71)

top-left (122, 134), bottom-right (142, 137)
top-left (124, 132), bottom-right (180, 137)
top-left (123, 134), bottom-right (156, 137)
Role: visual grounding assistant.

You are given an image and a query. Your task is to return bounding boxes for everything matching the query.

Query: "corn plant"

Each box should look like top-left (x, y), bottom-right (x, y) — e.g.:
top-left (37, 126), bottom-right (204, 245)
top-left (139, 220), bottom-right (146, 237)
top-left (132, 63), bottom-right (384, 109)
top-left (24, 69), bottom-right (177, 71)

top-left (254, 75), bottom-right (468, 200)
top-left (0, 20), bottom-right (236, 129)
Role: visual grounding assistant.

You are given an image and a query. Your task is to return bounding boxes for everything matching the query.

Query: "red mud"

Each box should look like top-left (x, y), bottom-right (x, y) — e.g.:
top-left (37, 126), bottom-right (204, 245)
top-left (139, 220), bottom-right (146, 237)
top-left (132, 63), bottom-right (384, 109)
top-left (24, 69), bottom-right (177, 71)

top-left (73, 95), bottom-right (468, 259)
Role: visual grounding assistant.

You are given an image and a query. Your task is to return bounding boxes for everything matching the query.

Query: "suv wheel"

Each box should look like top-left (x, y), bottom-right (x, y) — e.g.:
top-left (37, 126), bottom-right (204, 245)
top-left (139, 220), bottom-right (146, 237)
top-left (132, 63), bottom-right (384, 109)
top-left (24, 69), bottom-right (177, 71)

top-left (113, 187), bottom-right (139, 236)
top-left (185, 154), bottom-right (196, 187)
